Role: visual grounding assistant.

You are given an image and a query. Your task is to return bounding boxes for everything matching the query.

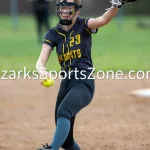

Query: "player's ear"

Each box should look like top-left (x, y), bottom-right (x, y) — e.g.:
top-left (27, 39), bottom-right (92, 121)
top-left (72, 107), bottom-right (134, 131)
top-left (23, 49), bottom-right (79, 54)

top-left (76, 10), bottom-right (80, 16)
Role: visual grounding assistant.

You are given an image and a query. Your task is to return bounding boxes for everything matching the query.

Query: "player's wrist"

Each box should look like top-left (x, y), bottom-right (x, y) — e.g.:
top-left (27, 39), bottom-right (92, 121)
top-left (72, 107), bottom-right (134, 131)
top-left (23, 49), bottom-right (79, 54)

top-left (110, 6), bottom-right (119, 9)
top-left (39, 69), bottom-right (49, 79)
top-left (111, 0), bottom-right (125, 8)
top-left (105, 5), bottom-right (119, 11)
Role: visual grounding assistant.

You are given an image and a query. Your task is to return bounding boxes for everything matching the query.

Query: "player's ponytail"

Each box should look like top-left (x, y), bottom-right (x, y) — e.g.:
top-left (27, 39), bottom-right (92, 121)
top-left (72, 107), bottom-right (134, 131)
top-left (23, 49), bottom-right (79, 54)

top-left (74, 0), bottom-right (81, 5)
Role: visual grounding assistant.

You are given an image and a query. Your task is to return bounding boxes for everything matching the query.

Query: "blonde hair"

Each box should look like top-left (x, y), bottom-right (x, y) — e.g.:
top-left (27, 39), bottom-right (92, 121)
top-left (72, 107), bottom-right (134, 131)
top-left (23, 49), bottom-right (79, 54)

top-left (74, 0), bottom-right (81, 5)
top-left (57, 0), bottom-right (81, 5)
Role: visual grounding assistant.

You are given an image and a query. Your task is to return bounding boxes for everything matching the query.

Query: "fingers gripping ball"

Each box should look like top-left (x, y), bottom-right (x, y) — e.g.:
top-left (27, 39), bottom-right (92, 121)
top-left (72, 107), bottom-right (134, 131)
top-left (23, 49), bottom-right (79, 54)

top-left (42, 77), bottom-right (54, 87)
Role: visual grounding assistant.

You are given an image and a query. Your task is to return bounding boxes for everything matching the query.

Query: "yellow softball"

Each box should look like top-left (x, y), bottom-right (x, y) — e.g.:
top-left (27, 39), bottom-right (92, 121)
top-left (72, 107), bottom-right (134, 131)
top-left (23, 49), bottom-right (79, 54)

top-left (42, 77), bottom-right (54, 87)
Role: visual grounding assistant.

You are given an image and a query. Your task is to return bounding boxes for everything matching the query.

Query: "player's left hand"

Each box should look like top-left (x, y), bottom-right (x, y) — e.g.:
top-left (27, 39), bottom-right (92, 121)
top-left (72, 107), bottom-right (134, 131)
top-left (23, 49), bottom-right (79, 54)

top-left (110, 0), bottom-right (138, 8)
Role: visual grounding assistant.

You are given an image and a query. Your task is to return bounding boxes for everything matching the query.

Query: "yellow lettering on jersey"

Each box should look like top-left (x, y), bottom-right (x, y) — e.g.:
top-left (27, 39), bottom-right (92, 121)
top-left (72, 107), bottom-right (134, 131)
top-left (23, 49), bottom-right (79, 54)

top-left (70, 34), bottom-right (81, 47)
top-left (77, 49), bottom-right (81, 58)
top-left (63, 53), bottom-right (67, 61)
top-left (70, 37), bottom-right (74, 47)
top-left (58, 55), bottom-right (63, 63)
top-left (58, 49), bottom-right (81, 64)
top-left (66, 52), bottom-right (70, 61)
top-left (69, 51), bottom-right (74, 59)
top-left (72, 50), bottom-right (77, 58)
top-left (75, 34), bottom-right (81, 45)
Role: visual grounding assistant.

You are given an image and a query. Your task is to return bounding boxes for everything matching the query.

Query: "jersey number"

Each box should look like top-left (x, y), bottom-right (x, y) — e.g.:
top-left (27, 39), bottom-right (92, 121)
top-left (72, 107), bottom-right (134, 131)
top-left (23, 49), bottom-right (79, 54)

top-left (70, 34), bottom-right (81, 47)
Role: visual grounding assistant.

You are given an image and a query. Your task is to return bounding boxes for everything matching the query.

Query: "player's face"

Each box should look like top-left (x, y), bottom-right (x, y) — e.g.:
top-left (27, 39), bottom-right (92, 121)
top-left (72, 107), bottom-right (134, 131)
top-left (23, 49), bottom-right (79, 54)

top-left (59, 0), bottom-right (78, 21)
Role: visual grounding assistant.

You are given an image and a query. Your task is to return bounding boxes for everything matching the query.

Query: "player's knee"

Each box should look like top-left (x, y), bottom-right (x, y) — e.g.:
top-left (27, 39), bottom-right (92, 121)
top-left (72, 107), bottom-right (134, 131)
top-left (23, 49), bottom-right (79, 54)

top-left (57, 108), bottom-right (72, 121)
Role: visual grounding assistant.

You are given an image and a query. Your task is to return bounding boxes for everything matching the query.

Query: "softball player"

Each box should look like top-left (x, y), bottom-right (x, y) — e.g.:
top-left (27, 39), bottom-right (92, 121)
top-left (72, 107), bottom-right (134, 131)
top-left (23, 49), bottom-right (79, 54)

top-left (36, 0), bottom-right (137, 149)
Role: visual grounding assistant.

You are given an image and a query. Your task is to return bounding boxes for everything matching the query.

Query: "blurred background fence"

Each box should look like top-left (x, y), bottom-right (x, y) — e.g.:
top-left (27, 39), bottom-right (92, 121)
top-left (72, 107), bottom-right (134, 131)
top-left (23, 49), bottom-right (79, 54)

top-left (0, 0), bottom-right (150, 16)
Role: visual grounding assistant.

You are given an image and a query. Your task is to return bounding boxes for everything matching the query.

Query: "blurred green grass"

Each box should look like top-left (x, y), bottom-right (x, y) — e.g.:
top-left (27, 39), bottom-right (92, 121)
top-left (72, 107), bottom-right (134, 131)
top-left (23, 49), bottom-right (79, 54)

top-left (0, 15), bottom-right (150, 76)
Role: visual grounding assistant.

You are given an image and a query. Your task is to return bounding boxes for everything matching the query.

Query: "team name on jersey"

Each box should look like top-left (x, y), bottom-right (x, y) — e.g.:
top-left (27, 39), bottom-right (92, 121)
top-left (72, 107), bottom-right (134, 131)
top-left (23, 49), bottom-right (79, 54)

top-left (58, 34), bottom-right (82, 64)
top-left (58, 49), bottom-right (81, 63)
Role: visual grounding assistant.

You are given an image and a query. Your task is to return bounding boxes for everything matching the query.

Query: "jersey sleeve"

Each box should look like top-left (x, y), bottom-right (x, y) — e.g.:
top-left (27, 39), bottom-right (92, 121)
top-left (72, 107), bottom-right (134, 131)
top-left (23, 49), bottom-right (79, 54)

top-left (84, 18), bottom-right (98, 34)
top-left (43, 29), bottom-right (57, 50)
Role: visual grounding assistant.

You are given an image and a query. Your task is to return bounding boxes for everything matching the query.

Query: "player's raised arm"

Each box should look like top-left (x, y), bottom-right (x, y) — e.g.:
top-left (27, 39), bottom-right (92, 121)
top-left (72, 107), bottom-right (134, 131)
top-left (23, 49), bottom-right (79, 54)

top-left (87, 0), bottom-right (138, 30)
top-left (87, 8), bottom-right (118, 29)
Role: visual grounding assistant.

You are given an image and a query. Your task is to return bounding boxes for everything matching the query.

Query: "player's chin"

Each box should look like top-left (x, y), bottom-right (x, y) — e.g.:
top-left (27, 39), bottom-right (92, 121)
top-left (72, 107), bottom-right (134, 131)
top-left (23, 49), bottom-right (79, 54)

top-left (61, 16), bottom-right (72, 20)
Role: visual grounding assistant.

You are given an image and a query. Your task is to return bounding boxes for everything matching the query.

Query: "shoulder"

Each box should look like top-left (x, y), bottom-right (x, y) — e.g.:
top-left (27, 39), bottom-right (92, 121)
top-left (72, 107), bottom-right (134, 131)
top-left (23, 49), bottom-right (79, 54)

top-left (76, 17), bottom-right (87, 26)
top-left (77, 17), bottom-right (90, 26)
top-left (78, 17), bottom-right (98, 34)
top-left (45, 27), bottom-right (57, 37)
top-left (43, 27), bottom-right (58, 48)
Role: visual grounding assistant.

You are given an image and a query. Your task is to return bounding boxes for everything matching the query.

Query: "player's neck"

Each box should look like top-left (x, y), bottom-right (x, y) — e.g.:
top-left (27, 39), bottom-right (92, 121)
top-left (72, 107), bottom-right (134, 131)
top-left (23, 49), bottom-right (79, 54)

top-left (62, 24), bottom-right (74, 31)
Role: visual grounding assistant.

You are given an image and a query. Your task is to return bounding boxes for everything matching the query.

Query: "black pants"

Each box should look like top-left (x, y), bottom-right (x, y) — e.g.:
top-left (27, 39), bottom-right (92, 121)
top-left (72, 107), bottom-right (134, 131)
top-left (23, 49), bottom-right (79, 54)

top-left (55, 70), bottom-right (95, 149)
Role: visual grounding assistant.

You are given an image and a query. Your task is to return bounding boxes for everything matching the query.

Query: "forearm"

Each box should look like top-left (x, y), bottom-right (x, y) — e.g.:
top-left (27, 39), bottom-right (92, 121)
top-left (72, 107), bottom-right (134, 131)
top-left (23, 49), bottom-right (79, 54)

top-left (88, 7), bottom-right (119, 29)
top-left (102, 7), bottom-right (119, 24)
top-left (36, 44), bottom-right (52, 76)
top-left (36, 59), bottom-right (47, 75)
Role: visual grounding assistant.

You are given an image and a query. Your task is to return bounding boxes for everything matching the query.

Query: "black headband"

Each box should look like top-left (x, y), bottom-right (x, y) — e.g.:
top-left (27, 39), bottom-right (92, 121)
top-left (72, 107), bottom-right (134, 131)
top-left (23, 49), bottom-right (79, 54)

top-left (57, 0), bottom-right (82, 10)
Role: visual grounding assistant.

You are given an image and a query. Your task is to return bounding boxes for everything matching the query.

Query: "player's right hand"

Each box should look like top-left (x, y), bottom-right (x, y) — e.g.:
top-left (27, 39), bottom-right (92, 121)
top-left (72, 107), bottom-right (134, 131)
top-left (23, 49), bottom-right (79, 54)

top-left (40, 71), bottom-right (50, 85)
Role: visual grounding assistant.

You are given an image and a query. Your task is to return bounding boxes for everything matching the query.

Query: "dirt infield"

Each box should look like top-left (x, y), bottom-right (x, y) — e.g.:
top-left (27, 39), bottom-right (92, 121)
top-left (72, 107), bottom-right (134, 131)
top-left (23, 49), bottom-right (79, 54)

top-left (0, 77), bottom-right (150, 150)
